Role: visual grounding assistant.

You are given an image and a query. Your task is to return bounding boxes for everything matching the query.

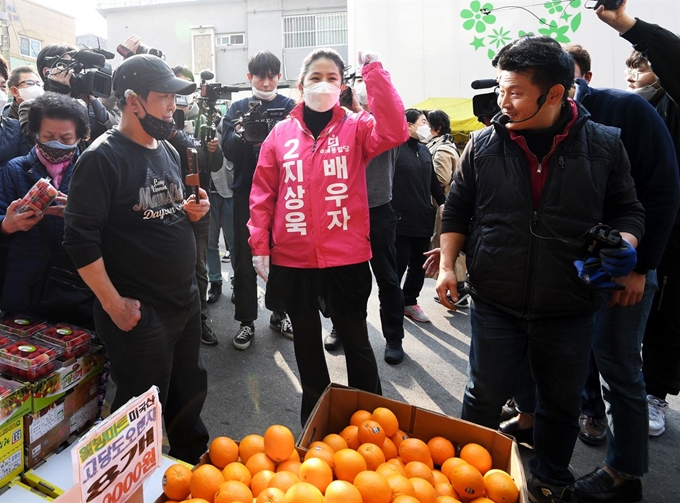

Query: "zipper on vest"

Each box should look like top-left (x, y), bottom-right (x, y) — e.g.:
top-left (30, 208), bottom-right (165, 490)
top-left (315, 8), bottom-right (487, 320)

top-left (559, 156), bottom-right (565, 169)
top-left (533, 211), bottom-right (538, 226)
top-left (537, 163), bottom-right (542, 174)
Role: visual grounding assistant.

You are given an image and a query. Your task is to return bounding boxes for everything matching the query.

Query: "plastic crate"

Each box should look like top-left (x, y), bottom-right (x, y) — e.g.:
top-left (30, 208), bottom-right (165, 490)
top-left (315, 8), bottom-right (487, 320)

top-left (0, 315), bottom-right (47, 337)
top-left (34, 324), bottom-right (92, 360)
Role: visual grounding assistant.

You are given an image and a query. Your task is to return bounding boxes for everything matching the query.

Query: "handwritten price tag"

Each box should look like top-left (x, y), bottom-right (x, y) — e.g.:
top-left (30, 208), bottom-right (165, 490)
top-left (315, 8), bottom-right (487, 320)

top-left (71, 387), bottom-right (162, 503)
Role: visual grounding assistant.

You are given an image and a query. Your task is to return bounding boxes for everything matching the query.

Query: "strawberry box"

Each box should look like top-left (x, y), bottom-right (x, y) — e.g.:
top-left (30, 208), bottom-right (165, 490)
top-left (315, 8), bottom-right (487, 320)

top-left (33, 325), bottom-right (92, 361)
top-left (0, 340), bottom-right (62, 381)
top-left (0, 377), bottom-right (31, 425)
top-left (0, 334), bottom-right (17, 350)
top-left (0, 316), bottom-right (47, 338)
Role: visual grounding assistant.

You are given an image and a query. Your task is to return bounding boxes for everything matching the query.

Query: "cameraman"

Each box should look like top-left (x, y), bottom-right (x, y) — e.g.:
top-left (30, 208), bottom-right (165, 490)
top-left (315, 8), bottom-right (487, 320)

top-left (168, 65), bottom-right (223, 346)
top-left (22, 44), bottom-right (114, 145)
top-left (222, 51), bottom-right (296, 350)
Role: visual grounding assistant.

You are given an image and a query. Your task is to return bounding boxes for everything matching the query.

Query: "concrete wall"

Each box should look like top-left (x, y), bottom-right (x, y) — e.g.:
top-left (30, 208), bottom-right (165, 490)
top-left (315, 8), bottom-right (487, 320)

top-left (8, 0), bottom-right (76, 69)
top-left (348, 0), bottom-right (680, 108)
top-left (99, 0), bottom-right (347, 88)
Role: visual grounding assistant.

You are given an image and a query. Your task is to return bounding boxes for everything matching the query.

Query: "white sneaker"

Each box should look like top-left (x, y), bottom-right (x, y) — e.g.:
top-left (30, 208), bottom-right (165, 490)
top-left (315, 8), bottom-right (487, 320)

top-left (404, 304), bottom-right (430, 323)
top-left (647, 394), bottom-right (667, 437)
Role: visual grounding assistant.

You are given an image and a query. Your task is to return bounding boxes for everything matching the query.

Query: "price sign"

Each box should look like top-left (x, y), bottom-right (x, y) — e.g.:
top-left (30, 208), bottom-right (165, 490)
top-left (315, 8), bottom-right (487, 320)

top-left (71, 387), bottom-right (162, 503)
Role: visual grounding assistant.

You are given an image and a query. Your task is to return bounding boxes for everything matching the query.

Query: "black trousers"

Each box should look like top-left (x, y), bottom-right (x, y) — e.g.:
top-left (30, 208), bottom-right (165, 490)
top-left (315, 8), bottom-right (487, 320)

top-left (369, 203), bottom-right (404, 343)
top-left (643, 230), bottom-right (680, 398)
top-left (232, 196), bottom-right (284, 322)
top-left (395, 234), bottom-right (431, 307)
top-left (193, 214), bottom-right (210, 321)
top-left (275, 263), bottom-right (382, 426)
top-left (93, 297), bottom-right (209, 464)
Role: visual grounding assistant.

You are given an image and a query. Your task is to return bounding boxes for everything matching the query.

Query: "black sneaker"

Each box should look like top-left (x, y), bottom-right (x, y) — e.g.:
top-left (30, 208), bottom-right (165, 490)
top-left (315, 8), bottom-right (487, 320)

top-left (527, 475), bottom-right (575, 503)
top-left (384, 340), bottom-right (405, 365)
top-left (233, 324), bottom-right (254, 350)
top-left (454, 294), bottom-right (471, 309)
top-left (201, 322), bottom-right (218, 345)
top-left (324, 328), bottom-right (342, 351)
top-left (270, 312), bottom-right (294, 340)
top-left (207, 282), bottom-right (222, 304)
top-left (222, 251), bottom-right (230, 263)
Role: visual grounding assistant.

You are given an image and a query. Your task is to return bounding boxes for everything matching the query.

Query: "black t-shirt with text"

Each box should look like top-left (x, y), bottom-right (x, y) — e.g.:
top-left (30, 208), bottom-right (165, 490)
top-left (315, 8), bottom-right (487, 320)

top-left (64, 129), bottom-right (198, 310)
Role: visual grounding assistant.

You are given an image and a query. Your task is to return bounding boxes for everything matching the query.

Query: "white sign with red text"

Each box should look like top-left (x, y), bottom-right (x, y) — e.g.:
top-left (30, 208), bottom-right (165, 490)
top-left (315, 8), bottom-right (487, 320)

top-left (71, 387), bottom-right (162, 503)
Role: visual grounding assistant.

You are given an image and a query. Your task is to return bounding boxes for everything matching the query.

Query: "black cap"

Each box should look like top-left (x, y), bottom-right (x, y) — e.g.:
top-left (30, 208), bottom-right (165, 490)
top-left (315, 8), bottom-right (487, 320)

top-left (112, 54), bottom-right (197, 97)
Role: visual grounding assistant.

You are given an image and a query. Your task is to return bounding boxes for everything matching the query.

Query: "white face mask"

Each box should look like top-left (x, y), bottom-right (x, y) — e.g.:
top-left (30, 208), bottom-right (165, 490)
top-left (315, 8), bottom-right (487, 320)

top-left (353, 81), bottom-right (367, 105)
top-left (303, 81), bottom-right (340, 112)
top-left (416, 124), bottom-right (432, 142)
top-left (18, 85), bottom-right (44, 101)
top-left (629, 83), bottom-right (661, 102)
top-left (252, 87), bottom-right (276, 101)
top-left (0, 90), bottom-right (6, 110)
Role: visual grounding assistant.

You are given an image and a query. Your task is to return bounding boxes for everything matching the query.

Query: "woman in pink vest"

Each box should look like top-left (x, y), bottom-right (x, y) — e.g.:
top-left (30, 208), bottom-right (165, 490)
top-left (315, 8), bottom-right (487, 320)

top-left (248, 48), bottom-right (408, 425)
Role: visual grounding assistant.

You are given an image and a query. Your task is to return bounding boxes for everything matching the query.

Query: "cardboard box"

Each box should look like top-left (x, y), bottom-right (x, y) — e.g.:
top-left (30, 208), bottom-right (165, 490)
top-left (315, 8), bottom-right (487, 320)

top-left (25, 375), bottom-right (100, 470)
top-left (0, 478), bottom-right (53, 501)
top-left (0, 377), bottom-right (31, 427)
top-left (0, 416), bottom-right (24, 490)
top-left (30, 345), bottom-right (105, 413)
top-left (298, 383), bottom-right (528, 502)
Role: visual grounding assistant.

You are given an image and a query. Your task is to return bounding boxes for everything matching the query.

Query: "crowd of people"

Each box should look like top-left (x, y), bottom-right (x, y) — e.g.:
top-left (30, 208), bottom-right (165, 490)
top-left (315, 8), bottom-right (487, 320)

top-left (0, 1), bottom-right (677, 501)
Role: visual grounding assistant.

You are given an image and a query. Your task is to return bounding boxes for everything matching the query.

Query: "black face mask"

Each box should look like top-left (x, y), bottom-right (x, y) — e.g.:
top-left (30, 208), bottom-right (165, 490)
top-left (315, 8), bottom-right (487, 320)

top-left (136, 100), bottom-right (175, 140)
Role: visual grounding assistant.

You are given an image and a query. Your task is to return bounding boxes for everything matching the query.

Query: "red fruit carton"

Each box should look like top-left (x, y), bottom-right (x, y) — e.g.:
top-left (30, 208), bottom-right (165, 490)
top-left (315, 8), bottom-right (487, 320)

top-left (34, 323), bottom-right (93, 360)
top-left (0, 314), bottom-right (48, 337)
top-left (0, 339), bottom-right (63, 381)
top-left (0, 375), bottom-right (31, 424)
top-left (0, 332), bottom-right (17, 349)
top-left (15, 177), bottom-right (58, 214)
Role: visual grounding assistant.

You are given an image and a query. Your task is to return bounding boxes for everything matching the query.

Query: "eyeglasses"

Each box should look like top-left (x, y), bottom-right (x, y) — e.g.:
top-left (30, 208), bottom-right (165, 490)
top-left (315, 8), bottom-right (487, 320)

top-left (623, 68), bottom-right (651, 81)
top-left (17, 80), bottom-right (42, 88)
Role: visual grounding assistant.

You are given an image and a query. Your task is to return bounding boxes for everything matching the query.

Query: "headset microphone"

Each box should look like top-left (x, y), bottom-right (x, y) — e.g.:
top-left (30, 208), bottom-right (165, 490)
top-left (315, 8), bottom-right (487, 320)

top-left (498, 93), bottom-right (548, 126)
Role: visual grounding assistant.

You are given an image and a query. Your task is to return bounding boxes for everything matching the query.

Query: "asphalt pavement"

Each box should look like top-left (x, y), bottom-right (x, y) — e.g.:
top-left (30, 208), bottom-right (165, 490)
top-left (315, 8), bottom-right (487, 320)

top-left (199, 258), bottom-right (680, 501)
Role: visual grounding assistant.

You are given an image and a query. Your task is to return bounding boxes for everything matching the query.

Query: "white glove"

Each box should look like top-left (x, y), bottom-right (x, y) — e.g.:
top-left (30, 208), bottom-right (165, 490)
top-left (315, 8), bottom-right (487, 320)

top-left (252, 255), bottom-right (270, 283)
top-left (358, 51), bottom-right (380, 68)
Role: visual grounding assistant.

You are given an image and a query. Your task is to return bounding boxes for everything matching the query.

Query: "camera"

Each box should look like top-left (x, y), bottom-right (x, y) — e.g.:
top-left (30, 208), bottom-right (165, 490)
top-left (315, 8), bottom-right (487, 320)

top-left (582, 224), bottom-right (622, 256)
top-left (586, 0), bottom-right (623, 10)
top-left (45, 49), bottom-right (113, 99)
top-left (199, 70), bottom-right (240, 104)
top-left (116, 42), bottom-right (164, 60)
top-left (470, 78), bottom-right (500, 125)
top-left (232, 100), bottom-right (286, 144)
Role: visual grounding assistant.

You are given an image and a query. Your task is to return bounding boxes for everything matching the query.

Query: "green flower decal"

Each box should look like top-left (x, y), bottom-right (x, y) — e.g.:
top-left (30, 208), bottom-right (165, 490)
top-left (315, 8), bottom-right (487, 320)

top-left (461, 0), bottom-right (585, 60)
top-left (544, 1), bottom-right (564, 15)
top-left (538, 23), bottom-right (571, 43)
top-left (461, 1), bottom-right (496, 33)
top-left (488, 27), bottom-right (511, 49)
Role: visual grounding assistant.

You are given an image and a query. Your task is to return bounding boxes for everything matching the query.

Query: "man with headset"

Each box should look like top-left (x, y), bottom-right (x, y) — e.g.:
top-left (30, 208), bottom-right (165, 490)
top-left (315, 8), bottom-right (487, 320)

top-left (436, 36), bottom-right (645, 502)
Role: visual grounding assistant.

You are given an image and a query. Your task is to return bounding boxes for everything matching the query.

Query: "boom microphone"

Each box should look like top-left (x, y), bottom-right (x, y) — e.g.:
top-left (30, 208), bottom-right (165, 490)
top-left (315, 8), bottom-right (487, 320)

top-left (498, 93), bottom-right (548, 125)
top-left (471, 79), bottom-right (498, 90)
top-left (200, 70), bottom-right (215, 81)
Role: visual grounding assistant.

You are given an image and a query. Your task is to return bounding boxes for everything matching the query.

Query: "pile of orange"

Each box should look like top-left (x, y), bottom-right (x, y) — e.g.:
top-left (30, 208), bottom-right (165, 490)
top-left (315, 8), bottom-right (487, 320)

top-left (161, 408), bottom-right (520, 503)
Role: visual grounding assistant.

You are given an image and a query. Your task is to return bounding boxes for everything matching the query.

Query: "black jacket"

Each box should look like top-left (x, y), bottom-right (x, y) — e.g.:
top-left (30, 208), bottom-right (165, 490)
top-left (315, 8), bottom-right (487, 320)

top-left (392, 138), bottom-right (446, 237)
top-left (623, 19), bottom-right (680, 256)
top-left (442, 103), bottom-right (645, 319)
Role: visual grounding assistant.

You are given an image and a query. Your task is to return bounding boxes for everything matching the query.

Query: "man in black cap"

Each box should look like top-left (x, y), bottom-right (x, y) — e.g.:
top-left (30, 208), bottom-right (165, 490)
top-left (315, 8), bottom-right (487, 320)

top-left (64, 54), bottom-right (211, 464)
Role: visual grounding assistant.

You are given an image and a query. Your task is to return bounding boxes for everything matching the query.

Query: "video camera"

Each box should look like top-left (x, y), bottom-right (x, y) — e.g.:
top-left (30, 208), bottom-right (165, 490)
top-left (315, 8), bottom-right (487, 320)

top-left (470, 78), bottom-right (500, 125)
top-left (199, 70), bottom-right (240, 106)
top-left (232, 100), bottom-right (286, 144)
top-left (45, 48), bottom-right (113, 99)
